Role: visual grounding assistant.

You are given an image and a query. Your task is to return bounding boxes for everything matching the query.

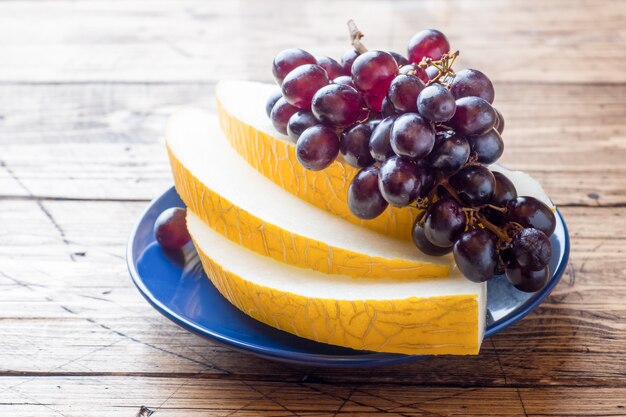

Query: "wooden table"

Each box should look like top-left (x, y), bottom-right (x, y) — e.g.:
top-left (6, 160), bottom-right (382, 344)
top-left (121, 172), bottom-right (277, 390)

top-left (1, 0), bottom-right (625, 415)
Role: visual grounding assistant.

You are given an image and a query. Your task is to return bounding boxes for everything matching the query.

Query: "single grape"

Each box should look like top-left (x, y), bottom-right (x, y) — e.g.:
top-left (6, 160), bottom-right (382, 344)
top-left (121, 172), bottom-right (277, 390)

top-left (281, 64), bottom-right (330, 110)
top-left (333, 75), bottom-right (356, 88)
top-left (399, 64), bottom-right (430, 83)
top-left (341, 48), bottom-right (360, 74)
top-left (485, 171), bottom-right (517, 225)
top-left (369, 115), bottom-right (397, 162)
top-left (388, 51), bottom-right (409, 67)
top-left (154, 207), bottom-right (191, 251)
top-left (340, 123), bottom-right (375, 168)
top-left (407, 29), bottom-right (450, 63)
top-left (272, 48), bottom-right (317, 85)
top-left (512, 228), bottom-right (552, 271)
top-left (387, 74), bottom-right (425, 113)
top-left (417, 83), bottom-right (456, 122)
top-left (449, 165), bottom-right (496, 206)
top-left (494, 108), bottom-right (505, 134)
top-left (381, 96), bottom-right (398, 117)
top-left (351, 51), bottom-right (398, 100)
top-left (428, 134), bottom-right (470, 172)
top-left (348, 166), bottom-right (389, 219)
top-left (287, 111), bottom-right (318, 142)
top-left (506, 261), bottom-right (550, 292)
top-left (265, 89), bottom-right (283, 118)
top-left (467, 128), bottom-right (504, 164)
top-left (316, 55), bottom-right (345, 80)
top-left (390, 113), bottom-right (435, 159)
top-left (424, 198), bottom-right (467, 247)
top-left (366, 117), bottom-right (382, 130)
top-left (296, 125), bottom-right (339, 171)
top-left (270, 97), bottom-right (298, 135)
top-left (311, 84), bottom-right (365, 128)
top-left (412, 219), bottom-right (453, 256)
top-left (417, 161), bottom-right (435, 197)
top-left (450, 96), bottom-right (497, 136)
top-left (453, 228), bottom-right (498, 282)
top-left (450, 69), bottom-right (495, 103)
top-left (425, 66), bottom-right (440, 80)
top-left (378, 156), bottom-right (422, 206)
top-left (505, 196), bottom-right (556, 236)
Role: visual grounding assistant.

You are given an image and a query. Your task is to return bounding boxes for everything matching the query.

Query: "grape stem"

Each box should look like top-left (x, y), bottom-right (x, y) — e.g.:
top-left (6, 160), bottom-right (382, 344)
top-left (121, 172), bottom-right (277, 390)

top-left (476, 213), bottom-right (511, 242)
top-left (347, 20), bottom-right (368, 54)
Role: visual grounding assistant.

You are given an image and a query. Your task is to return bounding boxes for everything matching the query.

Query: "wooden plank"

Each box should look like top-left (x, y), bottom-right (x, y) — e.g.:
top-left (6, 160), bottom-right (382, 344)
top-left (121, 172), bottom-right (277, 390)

top-left (1, 82), bottom-right (625, 205)
top-left (0, 376), bottom-right (624, 416)
top-left (1, 200), bottom-right (624, 389)
top-left (0, 0), bottom-right (625, 84)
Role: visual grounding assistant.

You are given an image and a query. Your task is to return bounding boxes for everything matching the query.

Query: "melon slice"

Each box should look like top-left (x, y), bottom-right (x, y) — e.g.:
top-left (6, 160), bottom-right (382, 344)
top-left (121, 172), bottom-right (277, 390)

top-left (187, 210), bottom-right (487, 355)
top-left (166, 109), bottom-right (452, 280)
top-left (217, 80), bottom-right (418, 241)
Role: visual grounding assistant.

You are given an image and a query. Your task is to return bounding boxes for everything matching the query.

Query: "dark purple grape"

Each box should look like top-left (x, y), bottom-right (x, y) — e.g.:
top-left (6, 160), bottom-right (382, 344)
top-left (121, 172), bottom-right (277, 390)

top-left (417, 83), bottom-right (456, 122)
top-left (450, 96), bottom-right (497, 136)
top-left (265, 89), bottom-right (283, 118)
top-left (407, 29), bottom-right (450, 63)
top-left (296, 125), bottom-right (339, 171)
top-left (424, 198), bottom-right (467, 247)
top-left (287, 111), bottom-right (318, 142)
top-left (270, 97), bottom-right (298, 135)
top-left (341, 48), bottom-right (360, 74)
top-left (417, 162), bottom-right (435, 197)
top-left (364, 91), bottom-right (387, 113)
top-left (468, 128), bottom-right (504, 164)
top-left (506, 262), bottom-right (549, 292)
top-left (369, 116), bottom-right (397, 162)
top-left (390, 113), bottom-right (435, 159)
top-left (512, 228), bottom-right (552, 271)
top-left (491, 171), bottom-right (517, 206)
top-left (387, 74), bottom-right (425, 113)
top-left (428, 134), bottom-right (470, 172)
top-left (425, 66), bottom-right (440, 80)
top-left (412, 220), bottom-right (453, 256)
top-left (378, 156), bottom-right (422, 207)
top-left (333, 75), bottom-right (356, 88)
top-left (154, 207), bottom-right (191, 251)
top-left (505, 196), bottom-right (556, 237)
top-left (272, 48), bottom-right (317, 85)
top-left (340, 123), bottom-right (375, 168)
top-left (351, 51), bottom-right (398, 100)
top-left (449, 165), bottom-right (496, 206)
top-left (450, 69), bottom-right (495, 103)
top-left (494, 108), bottom-right (505, 134)
top-left (399, 64), bottom-right (430, 83)
top-left (316, 55), bottom-right (345, 80)
top-left (281, 64), bottom-right (330, 110)
top-left (348, 166), bottom-right (388, 219)
top-left (366, 117), bottom-right (382, 129)
top-left (381, 96), bottom-right (398, 117)
top-left (453, 228), bottom-right (498, 282)
top-left (311, 84), bottom-right (365, 128)
top-left (389, 51), bottom-right (409, 67)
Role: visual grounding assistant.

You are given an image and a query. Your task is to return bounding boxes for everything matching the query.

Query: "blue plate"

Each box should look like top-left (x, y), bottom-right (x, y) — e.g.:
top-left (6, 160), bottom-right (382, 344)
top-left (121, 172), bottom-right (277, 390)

top-left (127, 186), bottom-right (569, 367)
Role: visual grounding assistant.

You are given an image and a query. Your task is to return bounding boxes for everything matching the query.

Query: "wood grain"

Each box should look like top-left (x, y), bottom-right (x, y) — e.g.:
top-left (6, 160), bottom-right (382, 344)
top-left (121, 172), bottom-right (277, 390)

top-left (1, 0), bottom-right (625, 415)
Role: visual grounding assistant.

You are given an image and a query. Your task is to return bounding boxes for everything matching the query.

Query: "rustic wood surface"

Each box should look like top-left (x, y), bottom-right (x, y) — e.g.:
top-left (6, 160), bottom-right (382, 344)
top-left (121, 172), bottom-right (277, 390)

top-left (1, 0), bottom-right (625, 415)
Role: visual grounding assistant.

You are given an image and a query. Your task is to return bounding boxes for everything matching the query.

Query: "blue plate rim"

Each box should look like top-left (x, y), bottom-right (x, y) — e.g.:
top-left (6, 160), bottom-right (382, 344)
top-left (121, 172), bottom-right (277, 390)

top-left (127, 186), bottom-right (570, 367)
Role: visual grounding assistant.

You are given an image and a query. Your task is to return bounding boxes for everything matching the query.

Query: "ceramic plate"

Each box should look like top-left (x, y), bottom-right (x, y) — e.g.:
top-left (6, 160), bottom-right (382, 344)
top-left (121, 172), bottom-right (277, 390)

top-left (128, 186), bottom-right (569, 367)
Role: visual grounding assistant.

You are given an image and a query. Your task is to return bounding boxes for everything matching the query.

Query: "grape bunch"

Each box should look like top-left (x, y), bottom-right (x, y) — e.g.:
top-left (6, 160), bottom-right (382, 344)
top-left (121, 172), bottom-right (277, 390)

top-left (266, 21), bottom-right (556, 292)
